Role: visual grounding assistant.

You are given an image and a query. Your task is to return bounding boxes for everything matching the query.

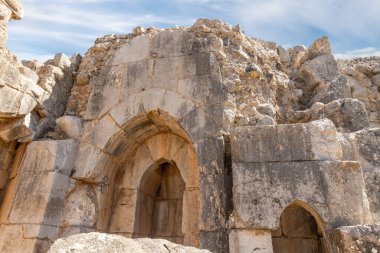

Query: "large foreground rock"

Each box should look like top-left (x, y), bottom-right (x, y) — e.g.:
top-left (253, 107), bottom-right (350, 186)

top-left (48, 232), bottom-right (211, 253)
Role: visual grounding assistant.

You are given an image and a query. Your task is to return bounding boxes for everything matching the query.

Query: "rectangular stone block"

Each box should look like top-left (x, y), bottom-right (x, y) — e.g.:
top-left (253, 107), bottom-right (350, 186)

top-left (232, 161), bottom-right (368, 230)
top-left (150, 30), bottom-right (199, 58)
top-left (199, 173), bottom-right (232, 231)
top-left (199, 230), bottom-right (228, 253)
top-left (19, 139), bottom-right (78, 176)
top-left (195, 137), bottom-right (226, 174)
top-left (109, 34), bottom-right (151, 65)
top-left (229, 229), bottom-right (274, 253)
top-left (183, 189), bottom-right (200, 234)
top-left (73, 142), bottom-right (120, 183)
top-left (0, 225), bottom-right (50, 253)
top-left (23, 224), bottom-right (59, 240)
top-left (109, 188), bottom-right (138, 234)
top-left (231, 119), bottom-right (342, 162)
top-left (8, 171), bottom-right (70, 226)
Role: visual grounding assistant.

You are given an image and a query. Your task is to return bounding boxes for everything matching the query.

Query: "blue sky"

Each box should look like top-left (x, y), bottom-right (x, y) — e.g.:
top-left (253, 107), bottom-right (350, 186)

top-left (7, 0), bottom-right (380, 61)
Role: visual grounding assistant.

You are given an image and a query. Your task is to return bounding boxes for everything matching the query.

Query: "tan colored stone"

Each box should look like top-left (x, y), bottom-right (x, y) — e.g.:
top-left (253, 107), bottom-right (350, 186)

top-left (109, 188), bottom-right (138, 233)
top-left (8, 171), bottom-right (70, 225)
top-left (110, 34), bottom-right (151, 65)
top-left (229, 229), bottom-right (273, 253)
top-left (61, 184), bottom-right (98, 228)
top-left (72, 142), bottom-right (119, 182)
top-left (56, 115), bottom-right (83, 139)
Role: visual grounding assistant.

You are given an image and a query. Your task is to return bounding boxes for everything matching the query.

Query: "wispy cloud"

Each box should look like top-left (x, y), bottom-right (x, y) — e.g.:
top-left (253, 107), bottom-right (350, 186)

top-left (6, 0), bottom-right (380, 61)
top-left (8, 0), bottom-right (194, 60)
top-left (335, 47), bottom-right (380, 59)
top-left (229, 0), bottom-right (380, 43)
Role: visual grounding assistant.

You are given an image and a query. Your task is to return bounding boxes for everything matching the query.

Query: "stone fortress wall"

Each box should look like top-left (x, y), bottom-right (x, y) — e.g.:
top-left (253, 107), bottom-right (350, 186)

top-left (0, 1), bottom-right (379, 252)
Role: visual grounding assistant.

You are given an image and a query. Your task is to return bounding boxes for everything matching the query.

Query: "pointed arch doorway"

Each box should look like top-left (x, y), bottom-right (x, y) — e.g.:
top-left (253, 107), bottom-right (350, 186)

top-left (272, 203), bottom-right (327, 253)
top-left (137, 161), bottom-right (185, 244)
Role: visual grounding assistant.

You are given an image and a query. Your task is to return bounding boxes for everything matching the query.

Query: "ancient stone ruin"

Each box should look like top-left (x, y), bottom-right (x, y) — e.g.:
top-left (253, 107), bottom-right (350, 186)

top-left (0, 1), bottom-right (380, 253)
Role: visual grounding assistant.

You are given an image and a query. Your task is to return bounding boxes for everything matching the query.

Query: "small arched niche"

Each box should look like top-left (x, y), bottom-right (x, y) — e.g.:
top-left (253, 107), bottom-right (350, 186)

top-left (136, 161), bottom-right (185, 244)
top-left (271, 202), bottom-right (327, 253)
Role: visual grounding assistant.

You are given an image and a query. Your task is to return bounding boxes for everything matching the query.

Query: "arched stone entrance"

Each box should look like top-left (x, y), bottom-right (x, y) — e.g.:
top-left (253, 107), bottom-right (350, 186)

top-left (272, 202), bottom-right (327, 253)
top-left (136, 161), bottom-right (185, 243)
top-left (96, 111), bottom-right (201, 247)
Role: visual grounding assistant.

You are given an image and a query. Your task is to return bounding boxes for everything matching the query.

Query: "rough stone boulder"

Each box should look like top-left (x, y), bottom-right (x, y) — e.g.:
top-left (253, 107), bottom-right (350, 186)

top-left (331, 225), bottom-right (380, 253)
top-left (0, 48), bottom-right (44, 142)
top-left (299, 36), bottom-right (332, 65)
top-left (311, 98), bottom-right (369, 132)
top-left (48, 232), bottom-right (211, 253)
top-left (298, 54), bottom-right (339, 91)
top-left (0, 49), bottom-right (42, 118)
top-left (0, 0), bottom-right (23, 47)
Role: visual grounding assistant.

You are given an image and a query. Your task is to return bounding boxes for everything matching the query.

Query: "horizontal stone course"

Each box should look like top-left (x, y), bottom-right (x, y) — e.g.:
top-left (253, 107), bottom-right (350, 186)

top-left (231, 119), bottom-right (342, 163)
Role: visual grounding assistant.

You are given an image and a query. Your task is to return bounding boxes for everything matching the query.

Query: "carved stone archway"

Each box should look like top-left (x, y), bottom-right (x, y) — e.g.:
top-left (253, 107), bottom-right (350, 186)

top-left (103, 111), bottom-right (200, 247)
top-left (272, 201), bottom-right (328, 253)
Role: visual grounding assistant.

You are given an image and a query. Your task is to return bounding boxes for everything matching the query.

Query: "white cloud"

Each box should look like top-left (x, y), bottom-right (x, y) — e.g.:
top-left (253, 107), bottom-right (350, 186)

top-left (334, 47), bottom-right (380, 59)
top-left (8, 0), bottom-right (194, 59)
top-left (228, 0), bottom-right (380, 46)
top-left (6, 0), bottom-right (380, 60)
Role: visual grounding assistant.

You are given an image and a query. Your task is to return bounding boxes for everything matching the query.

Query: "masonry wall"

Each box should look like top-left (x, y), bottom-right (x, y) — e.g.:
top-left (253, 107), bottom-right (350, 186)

top-left (229, 120), bottom-right (372, 253)
top-left (0, 9), bottom-right (380, 253)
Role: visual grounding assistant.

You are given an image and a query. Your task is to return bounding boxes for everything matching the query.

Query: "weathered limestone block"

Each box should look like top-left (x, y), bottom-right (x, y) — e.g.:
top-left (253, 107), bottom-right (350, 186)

top-left (13, 139), bottom-right (78, 175)
top-left (331, 225), bottom-right (380, 253)
top-left (0, 225), bottom-right (50, 253)
top-left (277, 46), bottom-right (290, 65)
top-left (108, 188), bottom-right (138, 234)
top-left (309, 76), bottom-right (351, 105)
top-left (48, 232), bottom-right (211, 253)
top-left (200, 173), bottom-right (231, 231)
top-left (300, 36), bottom-right (332, 65)
top-left (53, 53), bottom-right (71, 69)
top-left (0, 112), bottom-right (37, 142)
top-left (0, 49), bottom-right (42, 118)
top-left (37, 59), bottom-right (76, 118)
top-left (150, 30), bottom-right (203, 58)
top-left (0, 140), bottom-right (16, 188)
top-left (0, 0), bottom-right (23, 47)
top-left (195, 137), bottom-right (226, 174)
top-left (229, 229), bottom-right (273, 253)
top-left (372, 73), bottom-right (380, 88)
top-left (110, 34), bottom-right (151, 65)
top-left (312, 98), bottom-right (369, 132)
top-left (232, 161), bottom-right (369, 229)
top-left (200, 230), bottom-right (229, 253)
top-left (5, 140), bottom-right (78, 227)
top-left (55, 115), bottom-right (83, 139)
top-left (8, 171), bottom-right (70, 225)
top-left (354, 128), bottom-right (380, 170)
top-left (61, 184), bottom-right (98, 228)
top-left (231, 119), bottom-right (342, 163)
top-left (72, 142), bottom-right (120, 182)
top-left (288, 45), bottom-right (306, 69)
top-left (0, 85), bottom-right (37, 118)
top-left (298, 54), bottom-right (339, 90)
top-left (337, 133), bottom-right (354, 160)
top-left (350, 128), bottom-right (380, 222)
